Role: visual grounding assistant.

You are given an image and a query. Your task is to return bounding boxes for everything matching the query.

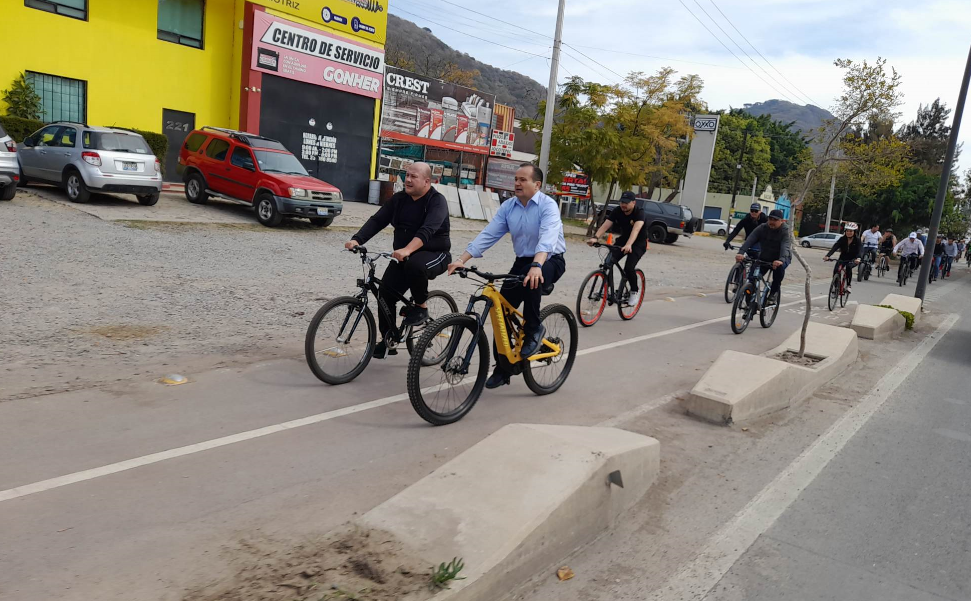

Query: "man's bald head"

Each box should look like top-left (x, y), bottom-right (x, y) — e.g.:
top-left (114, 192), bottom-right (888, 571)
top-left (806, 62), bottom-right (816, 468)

top-left (405, 162), bottom-right (433, 199)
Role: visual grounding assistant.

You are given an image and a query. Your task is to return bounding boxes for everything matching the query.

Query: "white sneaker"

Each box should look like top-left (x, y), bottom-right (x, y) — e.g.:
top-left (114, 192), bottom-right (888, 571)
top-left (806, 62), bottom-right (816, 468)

top-left (628, 289), bottom-right (641, 306)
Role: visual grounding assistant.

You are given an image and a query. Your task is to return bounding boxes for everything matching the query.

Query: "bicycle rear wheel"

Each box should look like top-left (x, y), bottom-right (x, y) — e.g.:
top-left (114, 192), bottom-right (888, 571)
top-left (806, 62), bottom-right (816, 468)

top-left (828, 275), bottom-right (840, 311)
top-left (407, 313), bottom-right (489, 426)
top-left (731, 282), bottom-right (755, 334)
top-left (524, 304), bottom-right (578, 395)
top-left (576, 269), bottom-right (608, 327)
top-left (724, 263), bottom-right (743, 303)
top-left (305, 297), bottom-right (375, 385)
top-left (618, 270), bottom-right (646, 320)
top-left (405, 290), bottom-right (459, 364)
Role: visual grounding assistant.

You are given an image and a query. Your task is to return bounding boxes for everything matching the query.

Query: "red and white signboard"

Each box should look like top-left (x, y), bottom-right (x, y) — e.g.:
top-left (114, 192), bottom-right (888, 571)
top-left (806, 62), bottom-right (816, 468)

top-left (490, 130), bottom-right (514, 158)
top-left (251, 11), bottom-right (385, 100)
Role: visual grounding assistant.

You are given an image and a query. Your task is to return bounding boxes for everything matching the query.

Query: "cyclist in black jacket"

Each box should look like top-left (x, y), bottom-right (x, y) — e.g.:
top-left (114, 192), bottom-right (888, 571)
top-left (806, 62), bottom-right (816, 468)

top-left (824, 223), bottom-right (863, 291)
top-left (724, 203), bottom-right (768, 256)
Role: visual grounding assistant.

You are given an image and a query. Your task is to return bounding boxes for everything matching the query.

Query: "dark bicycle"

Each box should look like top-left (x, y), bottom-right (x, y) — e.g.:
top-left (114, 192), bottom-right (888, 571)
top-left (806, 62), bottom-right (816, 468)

top-left (304, 246), bottom-right (458, 385)
top-left (858, 247), bottom-right (877, 281)
top-left (730, 260), bottom-right (779, 334)
top-left (826, 259), bottom-right (855, 311)
top-left (576, 242), bottom-right (646, 326)
top-left (875, 251), bottom-right (891, 278)
top-left (723, 243), bottom-right (755, 303)
top-left (895, 253), bottom-right (919, 286)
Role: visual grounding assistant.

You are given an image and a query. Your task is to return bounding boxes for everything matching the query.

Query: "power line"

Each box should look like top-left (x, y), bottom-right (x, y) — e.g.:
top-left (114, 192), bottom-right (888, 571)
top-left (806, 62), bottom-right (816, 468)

top-left (388, 6), bottom-right (550, 58)
top-left (392, 0), bottom-right (552, 48)
top-left (562, 43), bottom-right (628, 82)
top-left (566, 43), bottom-right (742, 70)
top-left (705, 0), bottom-right (822, 106)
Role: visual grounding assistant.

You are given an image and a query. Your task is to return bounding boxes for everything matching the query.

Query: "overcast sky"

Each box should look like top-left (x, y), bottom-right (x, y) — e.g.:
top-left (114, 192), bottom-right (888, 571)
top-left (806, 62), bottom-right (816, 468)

top-left (388, 0), bottom-right (971, 175)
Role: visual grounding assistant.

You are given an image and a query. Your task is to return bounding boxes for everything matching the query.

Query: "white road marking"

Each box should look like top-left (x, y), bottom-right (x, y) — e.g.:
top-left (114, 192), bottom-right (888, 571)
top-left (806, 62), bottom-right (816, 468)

top-left (0, 293), bottom-right (823, 504)
top-left (648, 313), bottom-right (961, 601)
top-left (597, 390), bottom-right (689, 428)
top-left (935, 428), bottom-right (971, 443)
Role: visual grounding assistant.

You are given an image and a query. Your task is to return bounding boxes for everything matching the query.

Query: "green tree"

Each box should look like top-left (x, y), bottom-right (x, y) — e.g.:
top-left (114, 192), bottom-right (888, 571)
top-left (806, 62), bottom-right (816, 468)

top-left (1, 73), bottom-right (41, 120)
top-left (709, 112), bottom-right (774, 195)
top-left (897, 98), bottom-right (957, 175)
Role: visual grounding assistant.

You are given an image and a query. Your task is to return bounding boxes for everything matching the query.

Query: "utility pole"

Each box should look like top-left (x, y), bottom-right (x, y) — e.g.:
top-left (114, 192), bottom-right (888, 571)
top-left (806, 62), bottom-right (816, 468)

top-left (837, 183), bottom-right (848, 224)
top-left (750, 176), bottom-right (758, 202)
top-left (538, 0), bottom-right (566, 184)
top-left (824, 169), bottom-right (837, 232)
top-left (915, 43), bottom-right (971, 301)
top-left (726, 127), bottom-right (750, 233)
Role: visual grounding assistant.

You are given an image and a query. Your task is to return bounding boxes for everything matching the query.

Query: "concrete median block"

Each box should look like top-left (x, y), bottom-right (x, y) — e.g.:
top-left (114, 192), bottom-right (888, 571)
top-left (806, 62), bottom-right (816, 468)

top-left (851, 304), bottom-right (905, 340)
top-left (880, 293), bottom-right (922, 325)
top-left (356, 423), bottom-right (660, 601)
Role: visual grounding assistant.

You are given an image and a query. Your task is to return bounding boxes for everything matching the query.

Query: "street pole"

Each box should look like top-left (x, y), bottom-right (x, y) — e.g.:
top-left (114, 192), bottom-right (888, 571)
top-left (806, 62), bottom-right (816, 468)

top-left (750, 176), bottom-right (758, 202)
top-left (538, 0), bottom-right (565, 184)
top-left (824, 169), bottom-right (837, 232)
top-left (838, 183), bottom-right (848, 224)
top-left (726, 128), bottom-right (749, 233)
top-left (915, 43), bottom-right (971, 301)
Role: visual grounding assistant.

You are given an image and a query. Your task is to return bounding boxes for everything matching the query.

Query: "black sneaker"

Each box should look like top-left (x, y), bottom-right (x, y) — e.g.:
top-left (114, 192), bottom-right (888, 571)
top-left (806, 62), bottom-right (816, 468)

top-left (373, 341), bottom-right (397, 359)
top-left (401, 306), bottom-right (429, 327)
top-left (485, 369), bottom-right (511, 389)
top-left (520, 325), bottom-right (547, 359)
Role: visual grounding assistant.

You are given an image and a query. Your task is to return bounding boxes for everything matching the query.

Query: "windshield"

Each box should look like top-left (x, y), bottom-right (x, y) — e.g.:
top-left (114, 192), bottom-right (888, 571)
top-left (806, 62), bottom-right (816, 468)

top-left (253, 150), bottom-right (308, 175)
top-left (84, 132), bottom-right (151, 154)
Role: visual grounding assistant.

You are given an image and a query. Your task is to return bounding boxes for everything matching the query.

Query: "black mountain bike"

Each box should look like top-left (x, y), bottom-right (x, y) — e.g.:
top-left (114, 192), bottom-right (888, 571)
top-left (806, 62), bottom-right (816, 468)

top-left (730, 260), bottom-right (779, 334)
top-left (305, 246), bottom-right (457, 385)
top-left (896, 253), bottom-right (919, 286)
top-left (724, 243), bottom-right (754, 303)
top-left (858, 248), bottom-right (876, 281)
top-left (576, 242), bottom-right (646, 326)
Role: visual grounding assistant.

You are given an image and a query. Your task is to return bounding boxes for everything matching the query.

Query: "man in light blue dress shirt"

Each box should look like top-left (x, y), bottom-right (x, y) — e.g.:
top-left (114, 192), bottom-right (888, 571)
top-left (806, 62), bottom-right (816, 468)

top-left (448, 164), bottom-right (567, 389)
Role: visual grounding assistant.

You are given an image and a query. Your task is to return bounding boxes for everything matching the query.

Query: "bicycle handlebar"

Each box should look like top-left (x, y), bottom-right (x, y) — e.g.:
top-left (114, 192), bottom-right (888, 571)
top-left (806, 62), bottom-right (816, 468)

top-left (347, 246), bottom-right (400, 262)
top-left (591, 242), bottom-right (623, 250)
top-left (455, 266), bottom-right (524, 282)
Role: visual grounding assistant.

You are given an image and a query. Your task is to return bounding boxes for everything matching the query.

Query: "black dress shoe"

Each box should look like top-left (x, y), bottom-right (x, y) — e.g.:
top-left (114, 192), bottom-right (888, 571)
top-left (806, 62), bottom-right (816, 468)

top-left (486, 369), bottom-right (511, 389)
top-left (520, 325), bottom-right (547, 359)
top-left (401, 306), bottom-right (429, 327)
top-left (373, 341), bottom-right (397, 359)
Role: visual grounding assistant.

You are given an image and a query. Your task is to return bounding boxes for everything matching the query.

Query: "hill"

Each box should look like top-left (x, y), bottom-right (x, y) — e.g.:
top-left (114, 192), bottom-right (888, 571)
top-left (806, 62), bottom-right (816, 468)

top-left (385, 14), bottom-right (546, 119)
top-left (740, 99), bottom-right (835, 138)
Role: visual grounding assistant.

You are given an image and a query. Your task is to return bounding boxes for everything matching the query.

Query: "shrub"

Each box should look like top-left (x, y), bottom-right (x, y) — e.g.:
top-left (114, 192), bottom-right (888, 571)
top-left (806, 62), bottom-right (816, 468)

top-left (875, 304), bottom-right (915, 330)
top-left (0, 115), bottom-right (44, 142)
top-left (2, 73), bottom-right (42, 120)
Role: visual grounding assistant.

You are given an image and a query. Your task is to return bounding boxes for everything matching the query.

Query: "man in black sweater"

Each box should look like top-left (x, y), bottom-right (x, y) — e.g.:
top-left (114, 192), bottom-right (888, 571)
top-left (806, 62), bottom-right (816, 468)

top-left (724, 202), bottom-right (768, 253)
top-left (345, 162), bottom-right (451, 358)
top-left (736, 209), bottom-right (791, 304)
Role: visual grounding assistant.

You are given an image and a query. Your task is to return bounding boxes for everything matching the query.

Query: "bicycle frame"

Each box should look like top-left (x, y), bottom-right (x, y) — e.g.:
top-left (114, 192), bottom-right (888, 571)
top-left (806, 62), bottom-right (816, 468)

top-left (338, 251), bottom-right (416, 347)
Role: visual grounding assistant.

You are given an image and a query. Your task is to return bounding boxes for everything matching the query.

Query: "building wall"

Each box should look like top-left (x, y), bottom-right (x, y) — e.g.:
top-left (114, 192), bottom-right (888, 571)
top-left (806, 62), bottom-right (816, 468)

top-left (0, 1), bottom-right (237, 132)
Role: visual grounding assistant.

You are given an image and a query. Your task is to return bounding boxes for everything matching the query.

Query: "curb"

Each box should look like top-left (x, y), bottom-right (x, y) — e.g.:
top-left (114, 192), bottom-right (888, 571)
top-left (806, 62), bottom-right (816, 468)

top-left (879, 293), bottom-right (922, 324)
top-left (851, 304), bottom-right (905, 340)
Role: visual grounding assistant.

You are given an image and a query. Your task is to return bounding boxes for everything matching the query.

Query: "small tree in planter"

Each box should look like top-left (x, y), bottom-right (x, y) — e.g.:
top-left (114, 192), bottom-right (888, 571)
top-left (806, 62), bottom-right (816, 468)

top-left (789, 57), bottom-right (909, 356)
top-left (2, 73), bottom-right (42, 120)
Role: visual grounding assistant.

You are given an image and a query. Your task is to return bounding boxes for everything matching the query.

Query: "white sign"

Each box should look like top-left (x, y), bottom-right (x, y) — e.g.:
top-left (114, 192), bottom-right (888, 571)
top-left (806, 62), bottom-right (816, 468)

top-left (490, 130), bottom-right (514, 158)
top-left (260, 20), bottom-right (385, 73)
top-left (302, 132), bottom-right (338, 164)
top-left (694, 116), bottom-right (718, 132)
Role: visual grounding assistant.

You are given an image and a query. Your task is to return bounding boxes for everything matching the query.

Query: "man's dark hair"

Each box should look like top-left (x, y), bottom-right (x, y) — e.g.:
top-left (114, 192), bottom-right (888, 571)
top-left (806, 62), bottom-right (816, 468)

top-left (519, 163), bottom-right (544, 183)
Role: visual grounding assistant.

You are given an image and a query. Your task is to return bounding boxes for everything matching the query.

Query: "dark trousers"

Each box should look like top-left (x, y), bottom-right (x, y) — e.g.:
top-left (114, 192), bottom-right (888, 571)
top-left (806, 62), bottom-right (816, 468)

top-left (606, 244), bottom-right (646, 291)
top-left (767, 259), bottom-right (789, 296)
top-left (378, 250), bottom-right (450, 338)
top-left (493, 254), bottom-right (566, 374)
top-left (833, 261), bottom-right (854, 281)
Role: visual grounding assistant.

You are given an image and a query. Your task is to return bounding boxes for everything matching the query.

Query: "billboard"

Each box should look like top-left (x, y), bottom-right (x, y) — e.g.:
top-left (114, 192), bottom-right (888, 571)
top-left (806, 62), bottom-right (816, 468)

top-left (248, 0), bottom-right (388, 45)
top-left (380, 66), bottom-right (495, 155)
top-left (251, 12), bottom-right (384, 99)
top-left (560, 172), bottom-right (591, 198)
top-left (486, 157), bottom-right (520, 191)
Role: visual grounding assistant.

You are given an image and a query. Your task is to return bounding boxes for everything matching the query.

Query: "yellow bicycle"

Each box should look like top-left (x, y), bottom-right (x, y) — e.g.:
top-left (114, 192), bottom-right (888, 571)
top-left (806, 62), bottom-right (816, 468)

top-left (406, 266), bottom-right (578, 425)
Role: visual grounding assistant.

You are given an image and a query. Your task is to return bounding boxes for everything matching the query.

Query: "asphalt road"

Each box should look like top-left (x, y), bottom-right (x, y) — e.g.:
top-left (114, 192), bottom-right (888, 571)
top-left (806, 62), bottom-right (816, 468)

top-left (0, 254), bottom-right (960, 600)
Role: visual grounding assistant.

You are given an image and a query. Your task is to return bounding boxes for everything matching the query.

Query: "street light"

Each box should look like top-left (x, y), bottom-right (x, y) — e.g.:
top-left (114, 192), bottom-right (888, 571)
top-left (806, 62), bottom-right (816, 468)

top-left (538, 0), bottom-right (566, 184)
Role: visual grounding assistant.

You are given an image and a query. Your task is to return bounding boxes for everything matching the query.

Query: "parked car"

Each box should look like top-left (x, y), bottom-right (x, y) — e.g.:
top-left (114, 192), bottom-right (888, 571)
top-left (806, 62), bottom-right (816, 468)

top-left (0, 121), bottom-right (19, 201)
top-left (178, 127), bottom-right (343, 227)
top-left (703, 218), bottom-right (729, 236)
top-left (18, 123), bottom-right (162, 205)
top-left (638, 198), bottom-right (695, 244)
top-left (799, 232), bottom-right (840, 249)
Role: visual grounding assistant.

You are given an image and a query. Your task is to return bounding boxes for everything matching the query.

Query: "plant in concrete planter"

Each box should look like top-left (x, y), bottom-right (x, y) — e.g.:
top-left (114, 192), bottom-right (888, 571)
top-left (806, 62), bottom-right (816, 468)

top-left (875, 304), bottom-right (915, 329)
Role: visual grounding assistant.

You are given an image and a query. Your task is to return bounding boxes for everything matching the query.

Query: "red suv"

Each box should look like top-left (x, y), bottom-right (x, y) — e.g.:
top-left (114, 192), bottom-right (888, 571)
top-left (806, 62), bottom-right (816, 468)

top-left (178, 127), bottom-right (342, 227)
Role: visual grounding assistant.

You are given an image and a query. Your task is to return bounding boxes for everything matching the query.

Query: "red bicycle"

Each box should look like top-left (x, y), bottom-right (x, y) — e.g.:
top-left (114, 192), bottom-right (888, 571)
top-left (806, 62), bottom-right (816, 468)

top-left (825, 259), bottom-right (855, 311)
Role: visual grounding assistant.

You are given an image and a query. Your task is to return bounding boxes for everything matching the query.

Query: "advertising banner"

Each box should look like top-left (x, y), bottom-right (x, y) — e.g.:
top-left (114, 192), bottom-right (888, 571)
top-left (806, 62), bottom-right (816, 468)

top-left (380, 66), bottom-right (496, 155)
top-left (485, 157), bottom-right (520, 191)
top-left (560, 172), bottom-right (591, 198)
top-left (251, 11), bottom-right (384, 99)
top-left (248, 0), bottom-right (388, 45)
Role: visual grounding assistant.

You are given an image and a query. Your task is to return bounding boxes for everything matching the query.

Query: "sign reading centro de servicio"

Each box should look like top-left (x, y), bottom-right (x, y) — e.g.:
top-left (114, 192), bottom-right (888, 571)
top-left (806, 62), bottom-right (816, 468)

top-left (248, 0), bottom-right (388, 45)
top-left (251, 12), bottom-right (384, 99)
top-left (380, 66), bottom-right (496, 155)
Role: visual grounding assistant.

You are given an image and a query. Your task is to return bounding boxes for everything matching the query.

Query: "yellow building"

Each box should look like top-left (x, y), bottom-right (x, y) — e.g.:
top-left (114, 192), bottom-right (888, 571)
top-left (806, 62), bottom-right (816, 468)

top-left (0, 0), bottom-right (388, 199)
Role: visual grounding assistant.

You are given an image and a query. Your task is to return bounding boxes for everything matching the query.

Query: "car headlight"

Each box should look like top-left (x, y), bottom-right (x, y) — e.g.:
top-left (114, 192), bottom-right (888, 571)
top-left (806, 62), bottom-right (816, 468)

top-left (288, 187), bottom-right (309, 199)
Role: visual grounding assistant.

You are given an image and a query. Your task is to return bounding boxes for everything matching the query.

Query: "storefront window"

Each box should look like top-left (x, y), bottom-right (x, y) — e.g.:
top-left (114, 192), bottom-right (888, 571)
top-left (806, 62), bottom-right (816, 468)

top-left (26, 72), bottom-right (86, 124)
top-left (24, 0), bottom-right (86, 21)
top-left (158, 0), bottom-right (205, 49)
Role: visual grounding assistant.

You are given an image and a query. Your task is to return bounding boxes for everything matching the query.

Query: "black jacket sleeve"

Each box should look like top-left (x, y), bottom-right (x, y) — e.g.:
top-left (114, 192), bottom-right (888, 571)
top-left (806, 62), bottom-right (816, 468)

top-left (726, 216), bottom-right (748, 243)
top-left (825, 236), bottom-right (842, 258)
top-left (352, 197), bottom-right (396, 245)
top-left (738, 224), bottom-right (764, 255)
top-left (414, 193), bottom-right (449, 245)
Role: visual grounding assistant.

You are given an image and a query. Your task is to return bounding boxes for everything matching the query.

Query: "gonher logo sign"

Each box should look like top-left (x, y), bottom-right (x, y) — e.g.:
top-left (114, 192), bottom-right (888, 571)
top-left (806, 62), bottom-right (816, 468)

top-left (694, 116), bottom-right (718, 132)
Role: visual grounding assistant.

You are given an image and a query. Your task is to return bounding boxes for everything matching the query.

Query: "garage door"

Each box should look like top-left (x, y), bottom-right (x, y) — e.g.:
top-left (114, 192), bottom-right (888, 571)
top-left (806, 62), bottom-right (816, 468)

top-left (703, 206), bottom-right (722, 220)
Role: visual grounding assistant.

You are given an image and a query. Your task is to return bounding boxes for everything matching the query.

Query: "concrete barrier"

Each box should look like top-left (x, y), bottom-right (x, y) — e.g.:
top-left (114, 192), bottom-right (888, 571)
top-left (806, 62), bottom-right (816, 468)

top-left (851, 304), bottom-right (905, 340)
top-left (357, 423), bottom-right (660, 601)
top-left (880, 293), bottom-right (922, 325)
top-left (683, 323), bottom-right (858, 424)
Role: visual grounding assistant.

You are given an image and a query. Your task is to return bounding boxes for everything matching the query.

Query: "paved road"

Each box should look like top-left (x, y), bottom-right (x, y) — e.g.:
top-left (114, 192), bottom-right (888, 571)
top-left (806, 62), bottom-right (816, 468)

top-left (0, 257), bottom-right (954, 600)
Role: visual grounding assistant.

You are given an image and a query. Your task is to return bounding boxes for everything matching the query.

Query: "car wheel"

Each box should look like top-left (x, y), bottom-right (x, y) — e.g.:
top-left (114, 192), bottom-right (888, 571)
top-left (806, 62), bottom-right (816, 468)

top-left (309, 217), bottom-right (334, 227)
top-left (255, 193), bottom-right (283, 227)
top-left (137, 193), bottom-right (160, 206)
top-left (664, 233), bottom-right (679, 244)
top-left (648, 224), bottom-right (666, 244)
top-left (185, 173), bottom-right (208, 204)
top-left (801, 241), bottom-right (811, 248)
top-left (0, 183), bottom-right (15, 201)
top-left (718, 229), bottom-right (726, 236)
top-left (64, 170), bottom-right (90, 203)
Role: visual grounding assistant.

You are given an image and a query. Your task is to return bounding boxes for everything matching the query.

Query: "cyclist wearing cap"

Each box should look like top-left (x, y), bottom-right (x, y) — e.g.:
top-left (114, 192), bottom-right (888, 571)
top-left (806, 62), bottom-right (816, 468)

top-left (587, 191), bottom-right (648, 307)
top-left (724, 203), bottom-right (768, 254)
top-left (824, 223), bottom-right (863, 291)
top-left (892, 232), bottom-right (925, 274)
top-left (879, 229), bottom-right (897, 257)
top-left (861, 224), bottom-right (882, 264)
top-left (736, 209), bottom-right (790, 306)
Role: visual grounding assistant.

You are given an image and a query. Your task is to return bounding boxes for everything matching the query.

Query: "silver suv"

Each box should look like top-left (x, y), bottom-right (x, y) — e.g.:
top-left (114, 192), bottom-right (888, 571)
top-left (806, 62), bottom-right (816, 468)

top-left (18, 122), bottom-right (162, 205)
top-left (0, 121), bottom-right (18, 201)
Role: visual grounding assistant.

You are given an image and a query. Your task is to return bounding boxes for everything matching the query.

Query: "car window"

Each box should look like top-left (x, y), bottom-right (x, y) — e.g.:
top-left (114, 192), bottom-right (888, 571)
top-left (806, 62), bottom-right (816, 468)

top-left (643, 202), bottom-right (662, 214)
top-left (83, 132), bottom-right (151, 154)
top-left (659, 204), bottom-right (681, 217)
top-left (53, 127), bottom-right (77, 148)
top-left (205, 139), bottom-right (231, 161)
top-left (184, 132), bottom-right (207, 152)
top-left (0, 122), bottom-right (6, 137)
top-left (231, 147), bottom-right (255, 170)
top-left (37, 126), bottom-right (61, 146)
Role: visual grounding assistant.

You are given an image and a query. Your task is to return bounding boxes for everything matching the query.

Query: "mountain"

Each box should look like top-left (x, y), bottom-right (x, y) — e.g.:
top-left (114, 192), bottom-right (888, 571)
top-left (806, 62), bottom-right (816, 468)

top-left (740, 100), bottom-right (835, 139)
top-left (385, 14), bottom-right (546, 119)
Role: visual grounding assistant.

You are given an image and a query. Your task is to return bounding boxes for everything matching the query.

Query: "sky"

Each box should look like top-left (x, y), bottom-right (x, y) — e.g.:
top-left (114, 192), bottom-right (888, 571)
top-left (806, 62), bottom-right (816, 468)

top-left (388, 0), bottom-right (971, 176)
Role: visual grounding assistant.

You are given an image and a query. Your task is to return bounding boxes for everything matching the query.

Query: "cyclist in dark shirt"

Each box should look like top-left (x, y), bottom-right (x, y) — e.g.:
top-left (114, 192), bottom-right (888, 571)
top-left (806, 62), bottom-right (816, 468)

top-left (736, 209), bottom-right (791, 305)
top-left (346, 162), bottom-right (451, 358)
top-left (588, 191), bottom-right (648, 306)
top-left (724, 203), bottom-right (768, 254)
top-left (824, 222), bottom-right (863, 291)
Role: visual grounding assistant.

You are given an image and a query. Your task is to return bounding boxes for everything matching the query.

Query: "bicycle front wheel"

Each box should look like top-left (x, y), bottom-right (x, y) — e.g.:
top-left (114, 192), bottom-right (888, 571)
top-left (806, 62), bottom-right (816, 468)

top-left (524, 304), bottom-right (578, 395)
top-left (724, 263), bottom-right (743, 303)
top-left (618, 270), bottom-right (646, 320)
top-left (760, 289), bottom-right (780, 328)
top-left (828, 275), bottom-right (840, 311)
top-left (305, 297), bottom-right (375, 385)
top-left (407, 313), bottom-right (489, 426)
top-left (731, 282), bottom-right (755, 334)
top-left (405, 290), bottom-right (459, 364)
top-left (576, 269), bottom-right (608, 327)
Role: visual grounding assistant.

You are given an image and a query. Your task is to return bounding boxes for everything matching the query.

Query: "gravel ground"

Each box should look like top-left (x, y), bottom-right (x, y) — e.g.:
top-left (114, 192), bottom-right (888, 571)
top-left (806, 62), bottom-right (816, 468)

top-left (1, 190), bottom-right (825, 401)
